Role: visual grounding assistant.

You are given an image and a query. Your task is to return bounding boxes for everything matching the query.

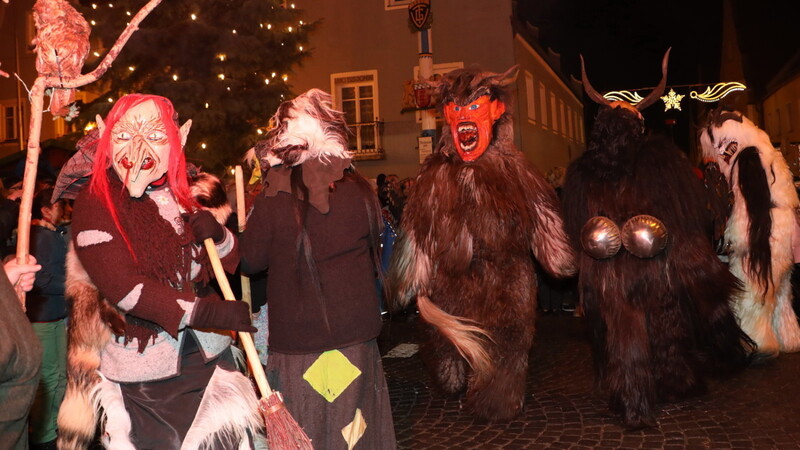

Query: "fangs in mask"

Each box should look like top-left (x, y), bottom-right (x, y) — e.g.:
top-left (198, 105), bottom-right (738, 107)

top-left (443, 95), bottom-right (506, 162)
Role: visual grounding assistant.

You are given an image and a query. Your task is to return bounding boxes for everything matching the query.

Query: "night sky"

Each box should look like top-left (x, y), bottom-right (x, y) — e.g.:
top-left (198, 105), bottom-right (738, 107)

top-left (515, 0), bottom-right (798, 147)
top-left (516, 0), bottom-right (797, 93)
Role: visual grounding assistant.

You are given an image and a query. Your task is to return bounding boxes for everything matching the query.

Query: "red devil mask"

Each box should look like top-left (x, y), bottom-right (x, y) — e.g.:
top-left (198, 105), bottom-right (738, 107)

top-left (443, 95), bottom-right (506, 162)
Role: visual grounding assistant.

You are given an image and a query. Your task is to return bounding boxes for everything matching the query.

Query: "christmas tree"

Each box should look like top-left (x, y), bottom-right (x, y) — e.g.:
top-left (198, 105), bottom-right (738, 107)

top-left (76, 0), bottom-right (315, 172)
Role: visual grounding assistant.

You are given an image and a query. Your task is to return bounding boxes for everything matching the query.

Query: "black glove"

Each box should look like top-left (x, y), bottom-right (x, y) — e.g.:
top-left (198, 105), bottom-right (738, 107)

top-left (189, 295), bottom-right (257, 333)
top-left (186, 210), bottom-right (226, 244)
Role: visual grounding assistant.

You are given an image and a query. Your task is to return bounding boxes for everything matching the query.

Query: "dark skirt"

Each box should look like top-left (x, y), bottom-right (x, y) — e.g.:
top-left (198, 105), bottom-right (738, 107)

top-left (266, 339), bottom-right (397, 449)
top-left (119, 335), bottom-right (245, 449)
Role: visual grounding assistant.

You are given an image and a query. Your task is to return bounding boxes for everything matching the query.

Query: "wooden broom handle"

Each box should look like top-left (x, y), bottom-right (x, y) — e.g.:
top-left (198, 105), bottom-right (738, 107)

top-left (204, 238), bottom-right (272, 397)
top-left (234, 166), bottom-right (252, 310)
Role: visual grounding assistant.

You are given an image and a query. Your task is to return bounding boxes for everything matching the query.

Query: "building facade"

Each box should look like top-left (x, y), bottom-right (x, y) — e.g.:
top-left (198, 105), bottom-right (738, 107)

top-left (290, 0), bottom-right (584, 180)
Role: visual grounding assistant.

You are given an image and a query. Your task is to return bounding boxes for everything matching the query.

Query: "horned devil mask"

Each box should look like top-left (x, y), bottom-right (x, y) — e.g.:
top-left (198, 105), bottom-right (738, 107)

top-left (437, 65), bottom-right (518, 162)
top-left (443, 95), bottom-right (505, 161)
top-left (97, 100), bottom-right (191, 197)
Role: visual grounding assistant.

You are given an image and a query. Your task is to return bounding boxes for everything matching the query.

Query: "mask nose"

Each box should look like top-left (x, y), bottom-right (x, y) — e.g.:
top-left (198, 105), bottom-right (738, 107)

top-left (126, 135), bottom-right (150, 182)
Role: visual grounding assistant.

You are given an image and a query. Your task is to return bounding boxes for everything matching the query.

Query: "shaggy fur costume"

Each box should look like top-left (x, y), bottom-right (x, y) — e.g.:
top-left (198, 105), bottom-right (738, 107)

top-left (700, 108), bottom-right (800, 358)
top-left (562, 104), bottom-right (754, 429)
top-left (389, 67), bottom-right (576, 421)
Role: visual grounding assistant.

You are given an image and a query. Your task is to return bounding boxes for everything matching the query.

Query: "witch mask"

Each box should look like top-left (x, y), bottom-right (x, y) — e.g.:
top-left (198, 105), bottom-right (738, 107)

top-left (97, 100), bottom-right (191, 198)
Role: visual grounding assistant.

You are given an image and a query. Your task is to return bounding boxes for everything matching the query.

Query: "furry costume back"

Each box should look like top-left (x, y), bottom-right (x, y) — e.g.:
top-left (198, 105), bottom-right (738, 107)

top-left (390, 67), bottom-right (575, 421)
top-left (700, 109), bottom-right (800, 358)
top-left (56, 173), bottom-right (237, 449)
top-left (562, 105), bottom-right (754, 429)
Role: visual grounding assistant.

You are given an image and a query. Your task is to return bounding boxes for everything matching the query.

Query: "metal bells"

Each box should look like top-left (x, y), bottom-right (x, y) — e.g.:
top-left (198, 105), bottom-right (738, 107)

top-left (580, 215), bottom-right (668, 259)
top-left (580, 216), bottom-right (621, 259)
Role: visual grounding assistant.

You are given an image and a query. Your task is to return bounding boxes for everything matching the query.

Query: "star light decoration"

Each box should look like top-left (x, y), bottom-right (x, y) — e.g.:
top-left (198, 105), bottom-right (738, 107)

top-left (660, 88), bottom-right (685, 111)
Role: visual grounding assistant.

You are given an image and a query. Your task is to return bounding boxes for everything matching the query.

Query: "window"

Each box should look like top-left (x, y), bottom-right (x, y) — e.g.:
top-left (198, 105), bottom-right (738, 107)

top-left (579, 115), bottom-right (585, 143)
top-left (539, 83), bottom-right (548, 128)
top-left (54, 117), bottom-right (67, 137)
top-left (331, 70), bottom-right (382, 159)
top-left (559, 100), bottom-right (566, 137)
top-left (3, 106), bottom-right (16, 141)
top-left (525, 71), bottom-right (536, 123)
top-left (550, 93), bottom-right (558, 134)
top-left (566, 106), bottom-right (573, 140)
top-left (788, 102), bottom-right (795, 132)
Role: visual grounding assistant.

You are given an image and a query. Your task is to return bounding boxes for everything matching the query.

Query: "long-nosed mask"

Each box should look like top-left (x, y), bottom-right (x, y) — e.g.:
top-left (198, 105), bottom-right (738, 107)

top-left (98, 100), bottom-right (188, 197)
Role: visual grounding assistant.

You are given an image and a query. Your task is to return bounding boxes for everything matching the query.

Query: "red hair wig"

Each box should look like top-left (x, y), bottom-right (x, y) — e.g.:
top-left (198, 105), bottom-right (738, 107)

top-left (88, 94), bottom-right (195, 258)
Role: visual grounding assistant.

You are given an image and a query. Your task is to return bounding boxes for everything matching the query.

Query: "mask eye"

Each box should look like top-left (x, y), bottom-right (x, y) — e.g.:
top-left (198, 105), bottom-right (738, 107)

top-left (469, 103), bottom-right (480, 110)
top-left (116, 131), bottom-right (132, 141)
top-left (453, 106), bottom-right (461, 112)
top-left (147, 131), bottom-right (166, 141)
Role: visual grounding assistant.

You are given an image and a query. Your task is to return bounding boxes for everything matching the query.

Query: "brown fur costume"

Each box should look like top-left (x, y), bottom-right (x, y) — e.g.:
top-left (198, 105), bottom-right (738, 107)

top-left (389, 67), bottom-right (576, 421)
top-left (560, 53), bottom-right (754, 429)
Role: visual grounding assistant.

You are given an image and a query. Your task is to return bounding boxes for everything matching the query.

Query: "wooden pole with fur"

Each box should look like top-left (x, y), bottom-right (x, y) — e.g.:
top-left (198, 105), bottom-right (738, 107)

top-left (204, 238), bottom-right (313, 450)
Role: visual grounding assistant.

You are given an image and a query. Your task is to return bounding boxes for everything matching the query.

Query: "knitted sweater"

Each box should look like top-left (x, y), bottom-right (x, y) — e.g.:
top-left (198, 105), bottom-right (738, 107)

top-left (71, 184), bottom-right (238, 382)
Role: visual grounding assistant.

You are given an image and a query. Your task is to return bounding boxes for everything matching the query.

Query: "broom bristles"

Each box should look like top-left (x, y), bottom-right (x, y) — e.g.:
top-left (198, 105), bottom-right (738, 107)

top-left (259, 392), bottom-right (314, 450)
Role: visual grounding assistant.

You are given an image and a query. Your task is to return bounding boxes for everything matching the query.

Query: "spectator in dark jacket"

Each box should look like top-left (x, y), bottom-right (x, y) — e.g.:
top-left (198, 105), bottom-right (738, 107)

top-left (26, 188), bottom-right (68, 449)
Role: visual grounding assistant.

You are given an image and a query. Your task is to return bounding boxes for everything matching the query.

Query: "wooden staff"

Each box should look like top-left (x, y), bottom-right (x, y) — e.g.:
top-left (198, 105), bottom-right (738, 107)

top-left (235, 165), bottom-right (252, 310)
top-left (14, 0), bottom-right (163, 303)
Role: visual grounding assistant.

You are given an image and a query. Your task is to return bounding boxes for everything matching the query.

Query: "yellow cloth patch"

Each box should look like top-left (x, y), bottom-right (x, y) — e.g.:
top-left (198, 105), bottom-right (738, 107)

top-left (341, 408), bottom-right (367, 450)
top-left (303, 350), bottom-right (361, 403)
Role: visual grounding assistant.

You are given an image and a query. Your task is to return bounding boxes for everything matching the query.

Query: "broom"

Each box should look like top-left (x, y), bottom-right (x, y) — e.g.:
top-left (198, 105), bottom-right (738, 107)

top-left (203, 238), bottom-right (313, 449)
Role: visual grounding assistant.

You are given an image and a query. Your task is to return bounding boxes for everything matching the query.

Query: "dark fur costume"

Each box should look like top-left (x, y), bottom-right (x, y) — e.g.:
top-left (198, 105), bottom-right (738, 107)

top-left (389, 67), bottom-right (576, 421)
top-left (561, 105), bottom-right (754, 429)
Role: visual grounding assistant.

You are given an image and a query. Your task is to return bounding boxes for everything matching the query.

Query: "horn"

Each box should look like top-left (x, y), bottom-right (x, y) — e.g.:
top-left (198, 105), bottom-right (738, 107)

top-left (580, 55), bottom-right (611, 106)
top-left (635, 47), bottom-right (671, 110)
top-left (495, 65), bottom-right (520, 87)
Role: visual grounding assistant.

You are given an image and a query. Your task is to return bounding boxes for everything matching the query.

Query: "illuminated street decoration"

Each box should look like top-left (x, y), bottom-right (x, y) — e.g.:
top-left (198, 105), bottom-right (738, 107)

top-left (660, 89), bottom-right (685, 111)
top-left (603, 90), bottom-right (644, 105)
top-left (690, 82), bottom-right (746, 102)
top-left (599, 82), bottom-right (747, 112)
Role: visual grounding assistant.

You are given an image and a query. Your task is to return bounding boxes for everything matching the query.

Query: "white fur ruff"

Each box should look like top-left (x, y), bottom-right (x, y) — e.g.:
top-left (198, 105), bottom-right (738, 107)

top-left (92, 368), bottom-right (262, 449)
top-left (181, 366), bottom-right (263, 450)
top-left (93, 374), bottom-right (136, 450)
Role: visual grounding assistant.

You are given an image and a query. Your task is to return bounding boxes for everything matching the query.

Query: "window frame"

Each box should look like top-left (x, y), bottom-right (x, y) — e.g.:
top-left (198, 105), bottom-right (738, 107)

top-left (525, 71), bottom-right (536, 124)
top-left (2, 105), bottom-right (17, 142)
top-left (330, 70), bottom-right (381, 154)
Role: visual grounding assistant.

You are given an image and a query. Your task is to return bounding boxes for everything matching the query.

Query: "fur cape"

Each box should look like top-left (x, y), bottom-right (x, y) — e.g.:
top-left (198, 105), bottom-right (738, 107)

top-left (56, 173), bottom-right (247, 449)
top-left (700, 108), bottom-right (800, 358)
top-left (561, 106), bottom-right (754, 429)
top-left (389, 67), bottom-right (576, 421)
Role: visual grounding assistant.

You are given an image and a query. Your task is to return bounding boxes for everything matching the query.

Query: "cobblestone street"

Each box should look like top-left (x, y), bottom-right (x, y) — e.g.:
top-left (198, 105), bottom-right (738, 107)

top-left (379, 313), bottom-right (800, 449)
